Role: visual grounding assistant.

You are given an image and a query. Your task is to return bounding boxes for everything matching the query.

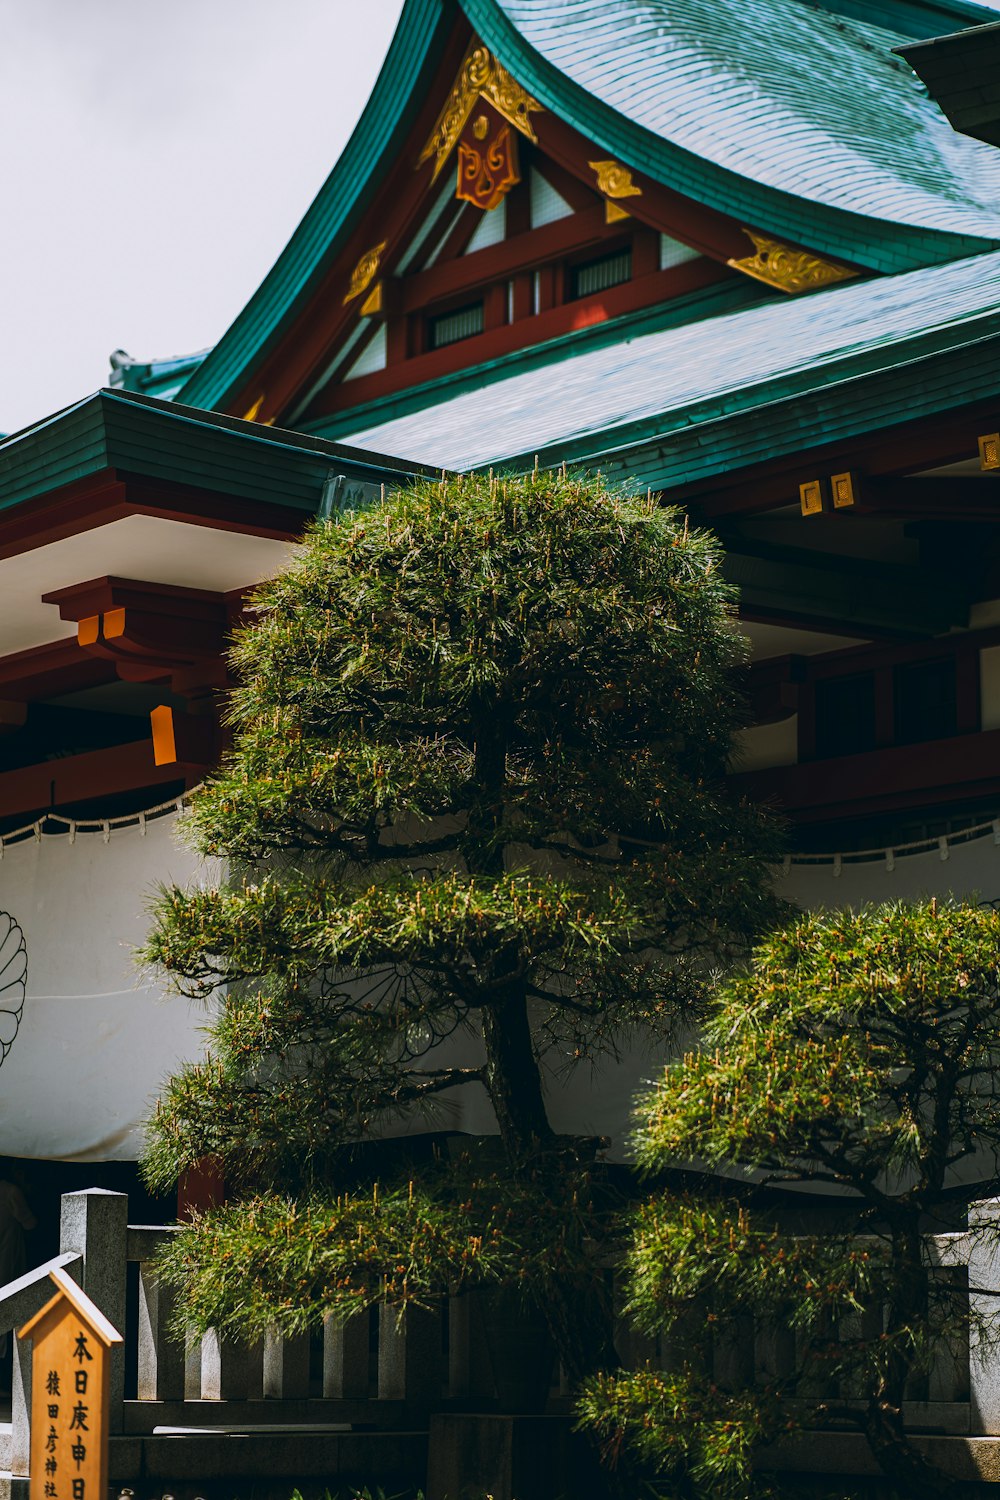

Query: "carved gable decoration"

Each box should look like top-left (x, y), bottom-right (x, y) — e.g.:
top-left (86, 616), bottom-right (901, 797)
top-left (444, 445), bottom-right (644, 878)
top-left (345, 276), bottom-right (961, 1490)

top-left (419, 40), bottom-right (541, 211)
top-left (727, 230), bottom-right (858, 295)
top-left (456, 99), bottom-right (520, 211)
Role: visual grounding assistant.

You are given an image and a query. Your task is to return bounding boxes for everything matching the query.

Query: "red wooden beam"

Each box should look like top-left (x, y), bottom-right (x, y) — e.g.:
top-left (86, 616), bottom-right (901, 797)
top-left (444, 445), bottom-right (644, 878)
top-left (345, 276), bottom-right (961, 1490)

top-left (731, 726), bottom-right (1000, 824)
top-left (534, 115), bottom-right (756, 264)
top-left (398, 204), bottom-right (611, 311)
top-left (0, 639), bottom-right (117, 701)
top-left (0, 734), bottom-right (215, 824)
top-left (310, 256), bottom-right (731, 418)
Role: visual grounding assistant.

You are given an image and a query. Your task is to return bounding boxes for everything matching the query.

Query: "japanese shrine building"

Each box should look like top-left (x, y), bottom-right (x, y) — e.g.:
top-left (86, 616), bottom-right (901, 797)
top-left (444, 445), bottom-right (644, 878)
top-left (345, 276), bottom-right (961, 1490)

top-left (5, 0), bottom-right (1000, 1180)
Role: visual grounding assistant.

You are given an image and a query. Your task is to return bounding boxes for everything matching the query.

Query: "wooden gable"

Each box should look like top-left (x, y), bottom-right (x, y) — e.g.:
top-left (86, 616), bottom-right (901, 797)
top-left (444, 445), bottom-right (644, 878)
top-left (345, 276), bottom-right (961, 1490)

top-left (227, 25), bottom-right (860, 434)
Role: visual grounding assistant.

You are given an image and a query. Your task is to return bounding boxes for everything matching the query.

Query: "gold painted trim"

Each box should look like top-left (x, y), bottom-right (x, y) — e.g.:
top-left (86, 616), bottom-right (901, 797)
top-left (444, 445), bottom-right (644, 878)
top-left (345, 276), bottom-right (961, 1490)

top-left (589, 160), bottom-right (642, 200)
top-left (344, 242), bottom-right (387, 305)
top-left (242, 394), bottom-right (266, 423)
top-left (604, 200), bottom-right (631, 225)
top-left (418, 41), bottom-right (542, 181)
top-left (727, 230), bottom-right (858, 295)
top-left (360, 281), bottom-right (384, 317)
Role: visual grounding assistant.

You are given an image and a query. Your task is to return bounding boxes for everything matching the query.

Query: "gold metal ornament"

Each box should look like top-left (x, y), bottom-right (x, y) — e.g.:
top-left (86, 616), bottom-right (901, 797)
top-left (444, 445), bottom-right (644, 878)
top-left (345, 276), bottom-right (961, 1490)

top-left (360, 281), bottom-right (384, 317)
top-left (344, 242), bottom-right (387, 305)
top-left (418, 41), bottom-right (542, 180)
top-left (473, 114), bottom-right (489, 140)
top-left (589, 160), bottom-right (642, 200)
top-left (728, 230), bottom-right (858, 295)
top-left (831, 471), bottom-right (858, 509)
top-left (799, 480), bottom-right (825, 517)
top-left (979, 434), bottom-right (1000, 471)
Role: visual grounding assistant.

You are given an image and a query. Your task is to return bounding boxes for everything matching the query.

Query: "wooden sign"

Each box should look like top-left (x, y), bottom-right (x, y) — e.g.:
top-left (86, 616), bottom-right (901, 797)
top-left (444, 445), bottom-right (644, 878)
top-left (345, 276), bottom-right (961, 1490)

top-left (18, 1267), bottom-right (123, 1500)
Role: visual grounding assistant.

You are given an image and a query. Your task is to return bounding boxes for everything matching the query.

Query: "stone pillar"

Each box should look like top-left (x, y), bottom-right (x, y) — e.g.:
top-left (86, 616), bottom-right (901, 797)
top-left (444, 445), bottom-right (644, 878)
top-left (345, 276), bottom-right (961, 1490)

top-left (263, 1327), bottom-right (311, 1399)
top-left (59, 1189), bottom-right (128, 1431)
top-left (200, 1329), bottom-right (263, 1400)
top-left (323, 1313), bottom-right (369, 1399)
top-left (966, 1199), bottom-right (1000, 1434)
top-left (378, 1305), bottom-right (442, 1403)
top-left (136, 1262), bottom-right (185, 1401)
top-left (10, 1325), bottom-right (31, 1476)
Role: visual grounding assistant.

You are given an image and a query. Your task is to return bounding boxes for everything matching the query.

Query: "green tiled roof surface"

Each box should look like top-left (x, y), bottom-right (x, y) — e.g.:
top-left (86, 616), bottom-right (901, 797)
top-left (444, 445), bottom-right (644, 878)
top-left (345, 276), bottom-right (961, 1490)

top-left (487, 0), bottom-right (1000, 243)
top-left (335, 249), bottom-right (1000, 477)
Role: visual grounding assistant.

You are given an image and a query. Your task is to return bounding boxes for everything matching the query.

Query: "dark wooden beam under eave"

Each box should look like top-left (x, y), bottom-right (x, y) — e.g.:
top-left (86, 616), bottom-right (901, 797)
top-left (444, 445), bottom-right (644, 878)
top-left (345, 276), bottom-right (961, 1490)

top-left (0, 731), bottom-right (216, 825)
top-left (688, 402), bottom-right (1000, 520)
top-left (725, 547), bottom-right (969, 638)
top-left (895, 25), bottom-right (1000, 150)
top-left (732, 726), bottom-right (1000, 826)
top-left (0, 639), bottom-right (118, 701)
top-left (850, 476), bottom-right (1000, 522)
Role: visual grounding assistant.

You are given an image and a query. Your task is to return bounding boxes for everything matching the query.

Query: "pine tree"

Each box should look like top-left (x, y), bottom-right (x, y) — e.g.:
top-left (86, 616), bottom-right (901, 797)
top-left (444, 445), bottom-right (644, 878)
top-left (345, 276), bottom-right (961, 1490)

top-left (142, 468), bottom-right (777, 1388)
top-left (581, 901), bottom-right (1000, 1498)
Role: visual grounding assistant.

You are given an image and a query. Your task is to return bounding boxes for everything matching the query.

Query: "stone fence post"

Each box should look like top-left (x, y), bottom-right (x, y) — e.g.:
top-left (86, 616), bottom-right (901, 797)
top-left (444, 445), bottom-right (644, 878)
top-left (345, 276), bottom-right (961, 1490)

top-left (966, 1198), bottom-right (1000, 1434)
top-left (58, 1188), bottom-right (128, 1432)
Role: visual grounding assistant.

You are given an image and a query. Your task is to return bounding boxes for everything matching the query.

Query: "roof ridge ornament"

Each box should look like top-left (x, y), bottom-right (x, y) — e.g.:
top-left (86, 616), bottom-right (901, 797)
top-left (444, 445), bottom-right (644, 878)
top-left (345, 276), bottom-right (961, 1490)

top-left (727, 229), bottom-right (859, 295)
top-left (419, 41), bottom-right (542, 182)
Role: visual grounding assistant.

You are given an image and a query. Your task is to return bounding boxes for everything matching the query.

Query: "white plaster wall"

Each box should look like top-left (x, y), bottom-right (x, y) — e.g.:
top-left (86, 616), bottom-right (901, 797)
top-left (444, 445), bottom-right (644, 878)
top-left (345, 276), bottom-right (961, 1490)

top-left (781, 829), bottom-right (1000, 911)
top-left (0, 814), bottom-right (218, 1162)
top-left (6, 802), bottom-right (998, 1165)
top-left (733, 715), bottom-right (798, 772)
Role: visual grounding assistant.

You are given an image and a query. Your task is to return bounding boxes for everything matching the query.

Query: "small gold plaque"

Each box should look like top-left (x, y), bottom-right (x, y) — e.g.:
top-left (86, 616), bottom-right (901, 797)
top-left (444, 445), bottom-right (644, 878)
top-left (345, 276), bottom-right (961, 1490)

top-left (799, 479), bottom-right (824, 516)
top-left (831, 471), bottom-right (857, 509)
top-left (979, 433), bottom-right (1000, 471)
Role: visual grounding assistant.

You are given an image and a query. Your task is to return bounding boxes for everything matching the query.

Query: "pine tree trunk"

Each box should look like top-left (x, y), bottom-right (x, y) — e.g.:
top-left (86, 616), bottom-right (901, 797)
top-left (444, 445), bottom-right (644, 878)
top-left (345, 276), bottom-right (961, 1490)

top-left (481, 983), bottom-right (552, 1158)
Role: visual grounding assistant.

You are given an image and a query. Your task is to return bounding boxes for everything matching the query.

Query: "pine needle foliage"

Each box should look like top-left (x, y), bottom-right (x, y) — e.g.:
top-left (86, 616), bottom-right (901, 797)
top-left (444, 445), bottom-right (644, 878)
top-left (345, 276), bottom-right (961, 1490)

top-left (141, 468), bottom-right (778, 1385)
top-left (583, 901), bottom-right (1000, 1498)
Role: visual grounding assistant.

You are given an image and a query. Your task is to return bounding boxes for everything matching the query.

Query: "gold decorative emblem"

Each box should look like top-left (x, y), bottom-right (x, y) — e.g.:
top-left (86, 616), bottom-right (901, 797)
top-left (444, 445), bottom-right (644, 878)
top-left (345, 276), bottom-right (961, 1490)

top-left (473, 114), bottom-right (489, 140)
top-left (979, 434), bottom-right (1000, 471)
top-left (457, 115), bottom-right (520, 211)
top-left (831, 471), bottom-right (858, 509)
top-left (728, 230), bottom-right (858, 295)
top-left (343, 241), bottom-right (387, 305)
top-left (589, 160), bottom-right (642, 200)
top-left (799, 480), bottom-right (824, 517)
top-left (418, 41), bottom-right (542, 181)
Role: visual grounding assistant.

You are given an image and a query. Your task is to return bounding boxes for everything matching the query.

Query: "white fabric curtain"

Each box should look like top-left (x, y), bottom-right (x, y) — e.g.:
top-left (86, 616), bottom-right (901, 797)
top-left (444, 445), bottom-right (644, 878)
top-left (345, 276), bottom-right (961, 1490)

top-left (0, 814), bottom-right (218, 1162)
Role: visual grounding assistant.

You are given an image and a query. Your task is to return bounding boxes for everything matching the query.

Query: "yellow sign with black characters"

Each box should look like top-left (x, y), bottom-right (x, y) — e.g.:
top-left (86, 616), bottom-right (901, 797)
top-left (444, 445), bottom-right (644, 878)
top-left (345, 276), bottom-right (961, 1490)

top-left (19, 1268), bottom-right (122, 1500)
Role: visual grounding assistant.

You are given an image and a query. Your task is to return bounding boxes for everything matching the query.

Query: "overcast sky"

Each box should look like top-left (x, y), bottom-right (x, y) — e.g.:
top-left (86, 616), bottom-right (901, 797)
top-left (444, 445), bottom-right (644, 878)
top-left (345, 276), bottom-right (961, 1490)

top-left (2, 0), bottom-right (1000, 437)
top-left (0, 0), bottom-right (405, 435)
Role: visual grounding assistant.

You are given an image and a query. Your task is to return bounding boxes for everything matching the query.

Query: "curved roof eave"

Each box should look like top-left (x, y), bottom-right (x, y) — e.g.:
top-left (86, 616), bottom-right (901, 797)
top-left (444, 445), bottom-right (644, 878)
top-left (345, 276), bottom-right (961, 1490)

top-left (830, 0), bottom-right (1000, 31)
top-left (179, 0), bottom-right (1000, 417)
top-left (465, 0), bottom-right (1000, 278)
top-left (178, 0), bottom-right (450, 413)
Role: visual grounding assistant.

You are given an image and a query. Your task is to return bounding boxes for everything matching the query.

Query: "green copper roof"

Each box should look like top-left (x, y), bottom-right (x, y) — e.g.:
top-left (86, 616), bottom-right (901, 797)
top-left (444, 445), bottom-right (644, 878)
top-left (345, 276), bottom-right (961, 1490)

top-left (0, 389), bottom-right (428, 518)
top-left (470, 0), bottom-right (1000, 251)
top-left (177, 0), bottom-right (1000, 416)
top-left (331, 248), bottom-right (1000, 483)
